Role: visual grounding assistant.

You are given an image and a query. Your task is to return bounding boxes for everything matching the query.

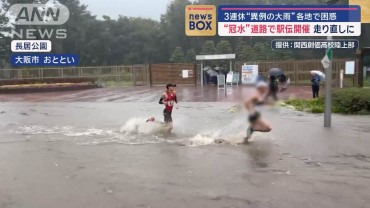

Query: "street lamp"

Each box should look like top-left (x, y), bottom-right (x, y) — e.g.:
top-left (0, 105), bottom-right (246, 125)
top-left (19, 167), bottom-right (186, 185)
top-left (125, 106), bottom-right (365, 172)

top-left (323, 0), bottom-right (339, 127)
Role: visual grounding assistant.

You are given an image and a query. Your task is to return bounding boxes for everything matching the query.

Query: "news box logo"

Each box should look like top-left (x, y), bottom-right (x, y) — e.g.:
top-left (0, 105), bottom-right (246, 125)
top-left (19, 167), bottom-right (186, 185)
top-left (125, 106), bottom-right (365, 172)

top-left (186, 5), bottom-right (216, 36)
top-left (349, 0), bottom-right (370, 23)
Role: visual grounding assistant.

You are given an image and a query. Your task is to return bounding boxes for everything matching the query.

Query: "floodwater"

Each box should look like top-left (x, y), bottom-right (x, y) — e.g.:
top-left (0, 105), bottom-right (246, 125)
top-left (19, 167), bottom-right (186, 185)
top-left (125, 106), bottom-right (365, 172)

top-left (0, 102), bottom-right (370, 208)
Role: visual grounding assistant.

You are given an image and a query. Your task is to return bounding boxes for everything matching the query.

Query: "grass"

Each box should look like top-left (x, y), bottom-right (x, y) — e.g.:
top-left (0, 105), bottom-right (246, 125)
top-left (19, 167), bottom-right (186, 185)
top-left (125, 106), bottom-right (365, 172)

top-left (283, 98), bottom-right (325, 113)
top-left (365, 78), bottom-right (370, 87)
top-left (105, 80), bottom-right (133, 87)
top-left (0, 82), bottom-right (90, 88)
top-left (283, 88), bottom-right (370, 115)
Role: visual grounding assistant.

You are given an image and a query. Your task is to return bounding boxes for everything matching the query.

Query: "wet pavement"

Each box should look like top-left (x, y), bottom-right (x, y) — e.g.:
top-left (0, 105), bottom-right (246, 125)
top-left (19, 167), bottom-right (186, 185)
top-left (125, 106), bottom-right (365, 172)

top-left (0, 87), bottom-right (369, 208)
top-left (0, 85), bottom-right (314, 102)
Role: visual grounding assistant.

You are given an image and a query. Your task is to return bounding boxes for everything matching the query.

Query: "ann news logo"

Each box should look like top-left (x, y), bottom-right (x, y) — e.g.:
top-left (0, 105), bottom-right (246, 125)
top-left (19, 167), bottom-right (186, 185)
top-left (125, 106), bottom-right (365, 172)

top-left (7, 3), bottom-right (69, 39)
top-left (186, 5), bottom-right (216, 36)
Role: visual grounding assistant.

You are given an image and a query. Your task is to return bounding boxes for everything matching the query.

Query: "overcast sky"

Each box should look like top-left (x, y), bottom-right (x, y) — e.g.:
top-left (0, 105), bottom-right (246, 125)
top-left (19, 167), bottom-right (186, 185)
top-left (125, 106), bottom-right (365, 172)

top-left (79, 0), bottom-right (172, 20)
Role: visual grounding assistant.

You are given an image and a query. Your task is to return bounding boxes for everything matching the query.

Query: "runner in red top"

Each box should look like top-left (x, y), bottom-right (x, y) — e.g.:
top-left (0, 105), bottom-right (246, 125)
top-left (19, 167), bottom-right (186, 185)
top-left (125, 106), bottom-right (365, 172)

top-left (159, 84), bottom-right (178, 131)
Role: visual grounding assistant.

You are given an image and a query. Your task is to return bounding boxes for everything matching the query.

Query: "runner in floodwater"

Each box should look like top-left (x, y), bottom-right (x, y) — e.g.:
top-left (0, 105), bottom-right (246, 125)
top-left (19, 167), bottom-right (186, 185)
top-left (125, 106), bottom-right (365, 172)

top-left (158, 83), bottom-right (178, 132)
top-left (244, 81), bottom-right (272, 143)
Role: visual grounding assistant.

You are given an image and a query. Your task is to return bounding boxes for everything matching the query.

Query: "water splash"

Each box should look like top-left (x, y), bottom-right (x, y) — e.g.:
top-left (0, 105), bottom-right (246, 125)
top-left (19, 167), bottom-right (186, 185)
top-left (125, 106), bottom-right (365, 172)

top-left (186, 118), bottom-right (246, 146)
top-left (120, 117), bottom-right (169, 135)
top-left (13, 117), bottom-right (275, 147)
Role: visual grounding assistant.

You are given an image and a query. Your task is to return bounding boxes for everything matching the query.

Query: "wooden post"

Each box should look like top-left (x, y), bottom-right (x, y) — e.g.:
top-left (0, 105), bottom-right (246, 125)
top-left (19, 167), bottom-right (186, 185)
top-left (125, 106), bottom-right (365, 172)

top-left (294, 62), bottom-right (297, 86)
top-left (149, 64), bottom-right (153, 87)
top-left (200, 61), bottom-right (204, 87)
top-left (357, 49), bottom-right (363, 87)
top-left (194, 63), bottom-right (197, 86)
top-left (117, 66), bottom-right (121, 86)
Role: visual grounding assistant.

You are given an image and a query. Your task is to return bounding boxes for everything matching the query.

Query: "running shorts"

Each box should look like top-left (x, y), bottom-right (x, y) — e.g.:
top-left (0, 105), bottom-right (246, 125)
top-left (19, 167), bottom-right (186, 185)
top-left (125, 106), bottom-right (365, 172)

top-left (163, 109), bottom-right (173, 123)
top-left (248, 112), bottom-right (261, 124)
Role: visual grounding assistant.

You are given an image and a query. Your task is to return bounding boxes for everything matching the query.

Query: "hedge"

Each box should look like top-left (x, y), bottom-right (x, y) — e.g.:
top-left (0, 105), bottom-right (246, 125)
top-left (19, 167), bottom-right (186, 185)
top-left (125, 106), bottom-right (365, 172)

top-left (332, 88), bottom-right (370, 114)
top-left (284, 88), bottom-right (370, 115)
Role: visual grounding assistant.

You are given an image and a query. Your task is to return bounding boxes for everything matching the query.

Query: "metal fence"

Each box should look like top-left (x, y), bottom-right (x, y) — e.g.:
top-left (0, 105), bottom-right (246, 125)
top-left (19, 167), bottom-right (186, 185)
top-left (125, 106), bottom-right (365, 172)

top-left (0, 66), bottom-right (142, 86)
top-left (0, 59), bottom-right (360, 87)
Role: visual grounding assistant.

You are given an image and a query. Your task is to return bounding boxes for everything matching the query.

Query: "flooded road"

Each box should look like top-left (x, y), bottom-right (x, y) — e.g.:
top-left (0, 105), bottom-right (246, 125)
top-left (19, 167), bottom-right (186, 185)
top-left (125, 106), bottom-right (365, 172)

top-left (0, 85), bottom-right (314, 102)
top-left (0, 102), bottom-right (370, 208)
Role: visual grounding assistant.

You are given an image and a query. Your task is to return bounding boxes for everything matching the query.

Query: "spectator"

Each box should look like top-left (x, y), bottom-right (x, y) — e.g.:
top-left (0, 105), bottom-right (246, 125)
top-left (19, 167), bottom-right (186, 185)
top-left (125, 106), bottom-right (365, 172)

top-left (311, 74), bottom-right (321, 98)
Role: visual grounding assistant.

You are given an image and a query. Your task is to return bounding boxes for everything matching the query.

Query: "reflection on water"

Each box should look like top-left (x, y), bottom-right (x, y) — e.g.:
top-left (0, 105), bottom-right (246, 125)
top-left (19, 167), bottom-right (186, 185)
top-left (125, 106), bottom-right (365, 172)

top-left (244, 137), bottom-right (277, 168)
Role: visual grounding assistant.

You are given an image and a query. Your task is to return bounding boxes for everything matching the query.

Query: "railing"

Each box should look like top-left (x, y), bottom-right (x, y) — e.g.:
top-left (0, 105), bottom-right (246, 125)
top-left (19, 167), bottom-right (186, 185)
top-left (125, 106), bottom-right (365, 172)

top-left (0, 60), bottom-right (360, 87)
top-left (0, 66), bottom-right (139, 86)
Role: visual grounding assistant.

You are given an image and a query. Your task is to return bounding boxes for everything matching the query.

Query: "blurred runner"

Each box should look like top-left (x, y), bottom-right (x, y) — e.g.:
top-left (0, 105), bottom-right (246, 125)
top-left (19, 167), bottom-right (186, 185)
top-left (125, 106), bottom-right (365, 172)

top-left (244, 81), bottom-right (272, 143)
top-left (268, 76), bottom-right (279, 101)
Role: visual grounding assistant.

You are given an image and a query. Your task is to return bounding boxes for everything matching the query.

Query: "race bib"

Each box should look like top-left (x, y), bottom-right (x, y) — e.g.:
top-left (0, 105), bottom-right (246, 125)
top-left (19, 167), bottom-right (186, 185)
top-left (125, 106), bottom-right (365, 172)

top-left (168, 100), bottom-right (174, 106)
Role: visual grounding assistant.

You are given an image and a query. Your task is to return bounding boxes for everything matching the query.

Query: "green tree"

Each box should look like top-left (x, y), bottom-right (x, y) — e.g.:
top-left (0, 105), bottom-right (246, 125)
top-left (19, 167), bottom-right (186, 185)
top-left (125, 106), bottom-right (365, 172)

top-left (235, 39), bottom-right (256, 62)
top-left (253, 42), bottom-right (275, 61)
top-left (216, 40), bottom-right (232, 54)
top-left (235, 38), bottom-right (248, 61)
top-left (160, 0), bottom-right (192, 58)
top-left (1, 0), bottom-right (50, 67)
top-left (170, 47), bottom-right (186, 63)
top-left (276, 50), bottom-right (294, 60)
top-left (186, 49), bottom-right (196, 62)
top-left (215, 40), bottom-right (232, 66)
top-left (244, 45), bottom-right (257, 61)
top-left (0, 0), bottom-right (10, 68)
top-left (201, 40), bottom-right (216, 55)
